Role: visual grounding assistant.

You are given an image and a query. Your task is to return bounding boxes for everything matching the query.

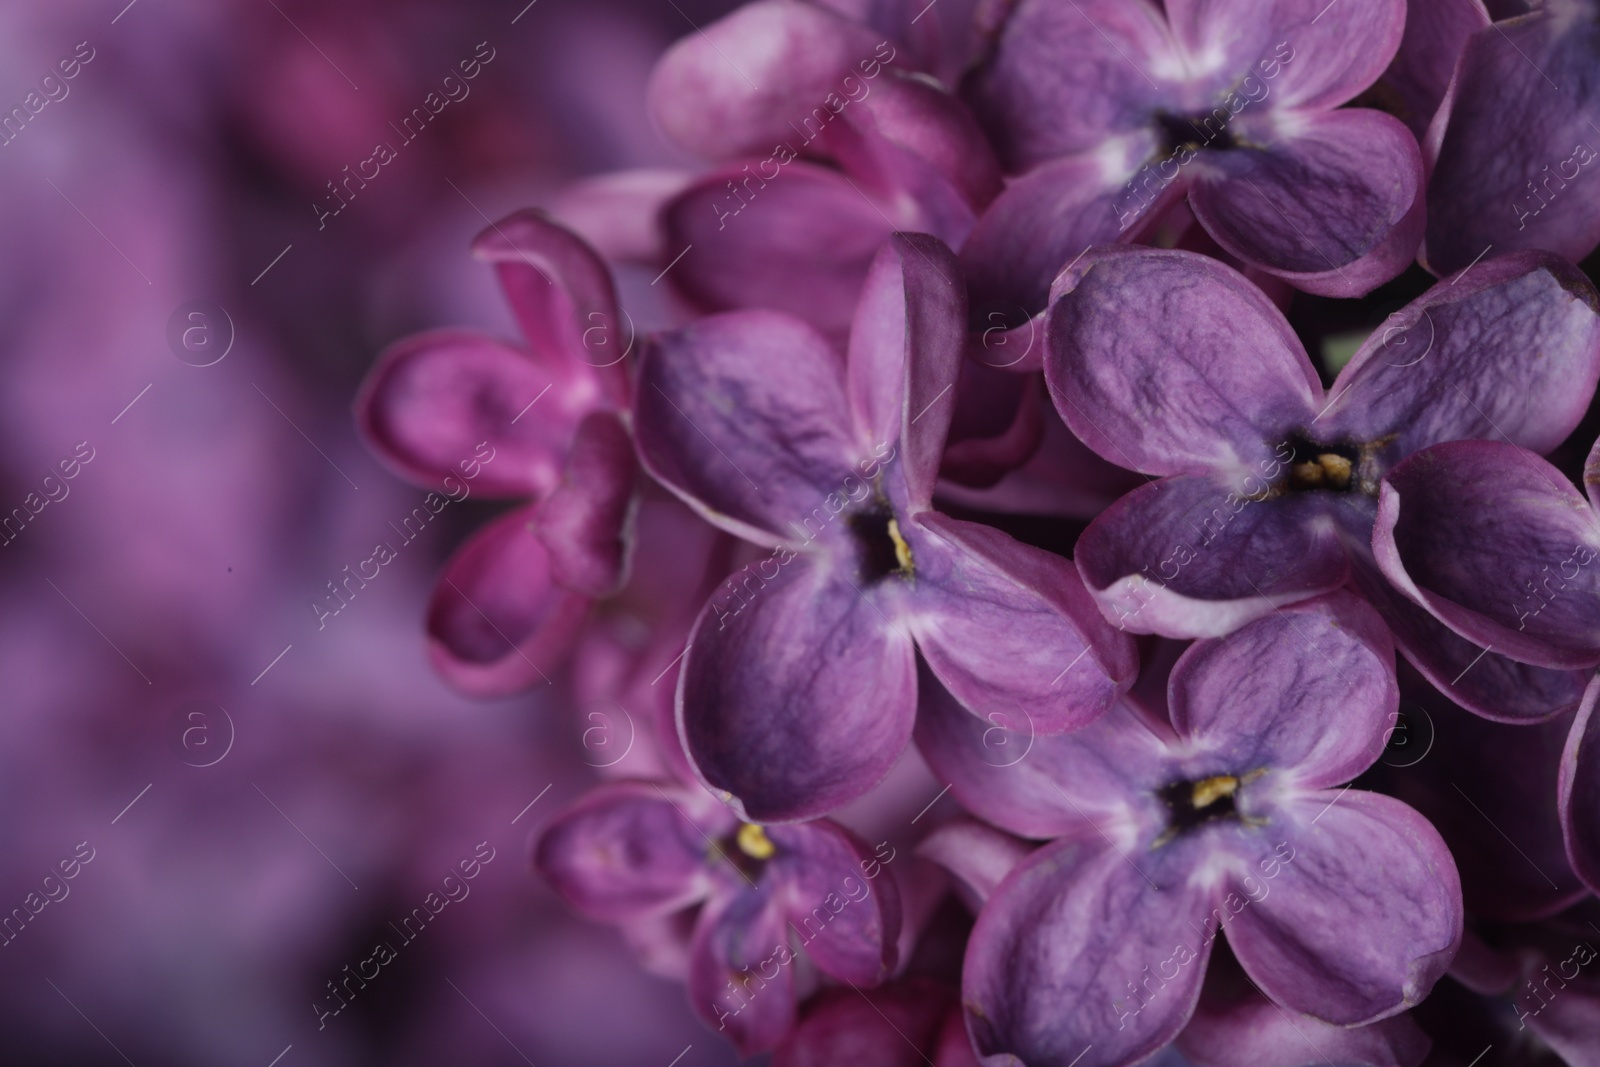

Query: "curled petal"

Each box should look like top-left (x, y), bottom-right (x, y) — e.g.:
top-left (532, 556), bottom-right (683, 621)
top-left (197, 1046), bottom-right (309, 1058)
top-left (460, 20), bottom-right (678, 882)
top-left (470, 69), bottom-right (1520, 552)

top-left (1560, 675), bottom-right (1600, 895)
top-left (1186, 109), bottom-right (1424, 297)
top-left (770, 820), bottom-right (901, 984)
top-left (536, 411), bottom-right (637, 598)
top-left (1381, 0), bottom-right (1490, 139)
top-left (1348, 545), bottom-right (1588, 723)
top-left (847, 233), bottom-right (966, 509)
top-left (425, 504), bottom-right (589, 697)
top-left (533, 781), bottom-right (716, 922)
top-left (1374, 440), bottom-right (1600, 670)
top-left (688, 887), bottom-right (799, 1056)
top-left (470, 210), bottom-right (626, 404)
top-left (1228, 790), bottom-right (1461, 1025)
top-left (1045, 247), bottom-right (1320, 477)
top-left (1073, 474), bottom-right (1351, 638)
top-left (355, 329), bottom-right (585, 499)
top-left (1168, 592), bottom-right (1398, 791)
top-left (549, 168), bottom-right (695, 264)
top-left (678, 560), bottom-right (917, 823)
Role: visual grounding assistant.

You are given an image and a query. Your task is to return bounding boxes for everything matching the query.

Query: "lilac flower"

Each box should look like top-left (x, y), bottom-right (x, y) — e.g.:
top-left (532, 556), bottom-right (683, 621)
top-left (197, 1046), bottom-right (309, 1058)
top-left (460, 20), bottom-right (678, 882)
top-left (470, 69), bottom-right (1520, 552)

top-left (534, 778), bottom-right (902, 1056)
top-left (916, 593), bottom-right (1461, 1067)
top-left (633, 234), bottom-right (1136, 823)
top-left (356, 212), bottom-right (637, 695)
top-left (645, 0), bottom-right (1001, 336)
top-left (1422, 0), bottom-right (1600, 275)
top-left (960, 0), bottom-right (1424, 313)
top-left (1046, 246), bottom-right (1600, 721)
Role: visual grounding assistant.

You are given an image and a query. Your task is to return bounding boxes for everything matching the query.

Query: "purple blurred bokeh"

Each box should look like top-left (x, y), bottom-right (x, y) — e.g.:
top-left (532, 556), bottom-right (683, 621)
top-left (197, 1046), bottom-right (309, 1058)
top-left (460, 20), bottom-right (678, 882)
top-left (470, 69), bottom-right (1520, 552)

top-left (0, 2), bottom-right (783, 1063)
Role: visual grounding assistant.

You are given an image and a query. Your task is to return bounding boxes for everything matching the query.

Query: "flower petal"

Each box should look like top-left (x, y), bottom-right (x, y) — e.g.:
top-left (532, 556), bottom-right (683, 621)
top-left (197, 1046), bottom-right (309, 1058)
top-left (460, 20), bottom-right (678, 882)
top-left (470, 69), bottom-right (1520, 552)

top-left (1373, 439), bottom-right (1600, 670)
top-left (1186, 109), bottom-right (1424, 297)
top-left (1322, 251), bottom-right (1600, 459)
top-left (425, 504), bottom-right (590, 697)
top-left (1044, 247), bottom-right (1321, 477)
top-left (1348, 543), bottom-right (1589, 723)
top-left (533, 781), bottom-right (717, 922)
top-left (1168, 592), bottom-right (1398, 791)
top-left (771, 820), bottom-right (901, 984)
top-left (470, 209), bottom-right (626, 404)
top-left (847, 233), bottom-right (965, 510)
top-left (536, 411), bottom-right (637, 598)
top-left (1423, 9), bottom-right (1600, 274)
top-left (646, 0), bottom-right (889, 161)
top-left (678, 559), bottom-right (918, 823)
top-left (688, 886), bottom-right (799, 1056)
top-left (962, 0), bottom-right (1185, 171)
top-left (634, 309), bottom-right (858, 548)
top-left (1180, 958), bottom-right (1431, 1067)
top-left (773, 981), bottom-right (956, 1067)
top-left (960, 153), bottom-right (1167, 316)
top-left (963, 835), bottom-right (1217, 1067)
top-left (916, 818), bottom-right (1035, 911)
top-left (355, 329), bottom-right (584, 498)
top-left (1165, 0), bottom-right (1406, 111)
top-left (1560, 675), bottom-right (1600, 895)
top-left (1228, 790), bottom-right (1461, 1025)
top-left (1074, 473), bottom-right (1351, 638)
top-left (914, 663), bottom-right (1170, 840)
top-left (1380, 0), bottom-right (1490, 140)
top-left (661, 162), bottom-right (898, 338)
top-left (907, 511), bottom-right (1137, 733)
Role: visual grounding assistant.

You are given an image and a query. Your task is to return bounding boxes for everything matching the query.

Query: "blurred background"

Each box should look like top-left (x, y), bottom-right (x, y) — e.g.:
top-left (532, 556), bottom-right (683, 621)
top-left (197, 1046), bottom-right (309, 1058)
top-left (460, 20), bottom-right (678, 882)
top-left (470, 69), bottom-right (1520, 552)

top-left (0, 1), bottom-right (762, 1063)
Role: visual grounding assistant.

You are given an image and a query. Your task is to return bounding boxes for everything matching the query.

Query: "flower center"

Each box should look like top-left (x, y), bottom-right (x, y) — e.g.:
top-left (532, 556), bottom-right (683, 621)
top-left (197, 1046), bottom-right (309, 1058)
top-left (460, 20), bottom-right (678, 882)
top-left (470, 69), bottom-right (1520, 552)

top-left (736, 823), bottom-right (776, 860)
top-left (1281, 434), bottom-right (1360, 493)
top-left (716, 822), bottom-right (776, 879)
top-left (1155, 774), bottom-right (1240, 844)
top-left (847, 507), bottom-right (914, 583)
top-left (1155, 111), bottom-right (1238, 156)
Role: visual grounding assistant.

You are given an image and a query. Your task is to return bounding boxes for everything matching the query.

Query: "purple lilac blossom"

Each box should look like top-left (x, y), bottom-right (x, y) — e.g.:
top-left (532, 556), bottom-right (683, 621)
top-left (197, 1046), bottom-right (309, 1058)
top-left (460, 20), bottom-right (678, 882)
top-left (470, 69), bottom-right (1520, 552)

top-left (1046, 245), bottom-right (1600, 723)
top-left (917, 593), bottom-right (1461, 1067)
top-left (633, 233), bottom-right (1136, 823)
top-left (960, 0), bottom-right (1424, 313)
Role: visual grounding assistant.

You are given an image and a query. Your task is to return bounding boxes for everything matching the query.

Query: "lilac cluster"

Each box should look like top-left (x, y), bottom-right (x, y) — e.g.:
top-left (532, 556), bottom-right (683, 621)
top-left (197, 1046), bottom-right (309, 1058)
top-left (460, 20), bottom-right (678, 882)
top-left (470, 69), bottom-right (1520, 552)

top-left (357, 1), bottom-right (1600, 1063)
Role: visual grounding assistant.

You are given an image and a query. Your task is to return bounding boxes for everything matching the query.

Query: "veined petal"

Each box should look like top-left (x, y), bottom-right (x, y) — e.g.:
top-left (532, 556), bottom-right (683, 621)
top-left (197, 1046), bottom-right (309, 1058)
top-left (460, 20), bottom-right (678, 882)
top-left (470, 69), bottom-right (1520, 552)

top-left (678, 559), bottom-right (918, 823)
top-left (1044, 247), bottom-right (1321, 477)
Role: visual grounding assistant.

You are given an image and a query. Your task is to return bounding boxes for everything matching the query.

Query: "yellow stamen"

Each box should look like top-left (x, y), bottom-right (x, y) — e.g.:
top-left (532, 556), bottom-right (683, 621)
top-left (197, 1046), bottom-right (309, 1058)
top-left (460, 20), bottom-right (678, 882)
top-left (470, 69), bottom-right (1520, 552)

top-left (887, 517), bottom-right (914, 574)
top-left (1191, 775), bottom-right (1239, 810)
top-left (736, 823), bottom-right (776, 860)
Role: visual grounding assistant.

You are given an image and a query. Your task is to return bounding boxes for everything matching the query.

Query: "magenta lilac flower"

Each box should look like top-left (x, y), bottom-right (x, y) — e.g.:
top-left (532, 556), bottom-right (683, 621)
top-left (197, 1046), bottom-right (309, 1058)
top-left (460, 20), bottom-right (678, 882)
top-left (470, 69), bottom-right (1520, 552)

top-left (356, 212), bottom-right (636, 695)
